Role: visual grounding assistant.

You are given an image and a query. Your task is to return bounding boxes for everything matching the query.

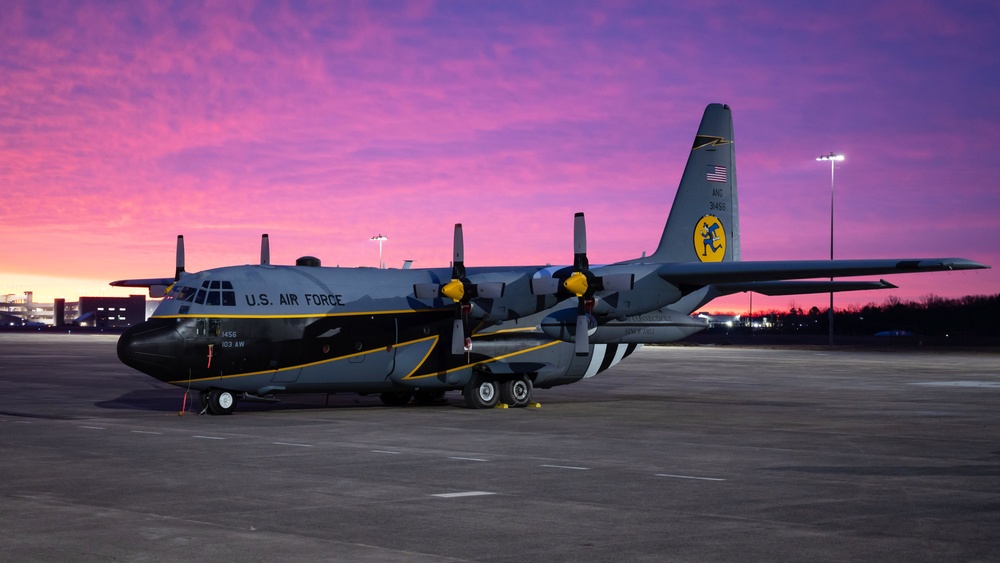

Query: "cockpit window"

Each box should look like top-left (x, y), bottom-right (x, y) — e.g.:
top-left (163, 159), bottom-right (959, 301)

top-left (184, 280), bottom-right (237, 307)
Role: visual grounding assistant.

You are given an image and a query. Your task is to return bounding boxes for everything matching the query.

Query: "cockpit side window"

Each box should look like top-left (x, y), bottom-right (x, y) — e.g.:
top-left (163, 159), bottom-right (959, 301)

top-left (221, 281), bottom-right (235, 306)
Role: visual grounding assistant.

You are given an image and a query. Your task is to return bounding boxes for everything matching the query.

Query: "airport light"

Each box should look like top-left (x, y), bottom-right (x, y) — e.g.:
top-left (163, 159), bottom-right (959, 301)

top-left (816, 152), bottom-right (844, 345)
top-left (370, 234), bottom-right (388, 269)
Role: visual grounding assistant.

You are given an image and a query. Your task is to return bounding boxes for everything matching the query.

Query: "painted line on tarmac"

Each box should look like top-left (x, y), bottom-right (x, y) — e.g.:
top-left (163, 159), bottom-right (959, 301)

top-left (656, 473), bottom-right (726, 481)
top-left (432, 491), bottom-right (497, 498)
top-left (77, 425), bottom-right (106, 430)
top-left (911, 381), bottom-right (1000, 388)
top-left (448, 456), bottom-right (489, 462)
top-left (371, 450), bottom-right (401, 454)
top-left (131, 430), bottom-right (162, 435)
top-left (272, 441), bottom-right (313, 448)
top-left (541, 464), bottom-right (590, 470)
top-left (192, 435), bottom-right (226, 440)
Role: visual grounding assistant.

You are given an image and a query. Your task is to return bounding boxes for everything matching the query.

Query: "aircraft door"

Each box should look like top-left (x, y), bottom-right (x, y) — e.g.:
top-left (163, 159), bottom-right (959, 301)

top-left (182, 318), bottom-right (224, 378)
top-left (270, 340), bottom-right (302, 383)
top-left (385, 318), bottom-right (398, 377)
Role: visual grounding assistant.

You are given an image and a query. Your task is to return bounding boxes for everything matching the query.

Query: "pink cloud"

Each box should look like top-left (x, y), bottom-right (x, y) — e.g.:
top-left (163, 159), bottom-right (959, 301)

top-left (0, 1), bottom-right (995, 307)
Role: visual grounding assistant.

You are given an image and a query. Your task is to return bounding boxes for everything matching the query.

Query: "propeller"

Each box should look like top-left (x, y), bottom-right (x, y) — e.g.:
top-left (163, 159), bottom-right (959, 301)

top-left (532, 213), bottom-right (634, 356)
top-left (260, 234), bottom-right (270, 266)
top-left (414, 224), bottom-right (505, 355)
top-left (174, 235), bottom-right (185, 281)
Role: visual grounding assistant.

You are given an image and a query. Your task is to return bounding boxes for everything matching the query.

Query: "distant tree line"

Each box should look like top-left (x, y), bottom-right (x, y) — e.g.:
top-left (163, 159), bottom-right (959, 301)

top-left (724, 294), bottom-right (1000, 338)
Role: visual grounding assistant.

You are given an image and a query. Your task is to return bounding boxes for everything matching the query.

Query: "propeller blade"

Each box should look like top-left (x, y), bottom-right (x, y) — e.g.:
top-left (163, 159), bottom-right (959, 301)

top-left (573, 212), bottom-right (588, 270)
top-left (260, 233), bottom-right (270, 266)
top-left (451, 318), bottom-right (466, 355)
top-left (452, 223), bottom-right (465, 279)
top-left (574, 312), bottom-right (589, 356)
top-left (175, 235), bottom-right (185, 281)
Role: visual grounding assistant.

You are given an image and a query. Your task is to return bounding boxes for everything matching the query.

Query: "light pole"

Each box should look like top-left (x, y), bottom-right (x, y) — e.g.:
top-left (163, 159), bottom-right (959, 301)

top-left (816, 152), bottom-right (844, 345)
top-left (370, 234), bottom-right (388, 269)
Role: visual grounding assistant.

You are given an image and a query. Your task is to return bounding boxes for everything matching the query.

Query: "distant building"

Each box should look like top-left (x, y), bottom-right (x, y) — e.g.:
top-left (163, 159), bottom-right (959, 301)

top-left (0, 292), bottom-right (52, 325)
top-left (1, 292), bottom-right (147, 328)
top-left (76, 295), bottom-right (146, 328)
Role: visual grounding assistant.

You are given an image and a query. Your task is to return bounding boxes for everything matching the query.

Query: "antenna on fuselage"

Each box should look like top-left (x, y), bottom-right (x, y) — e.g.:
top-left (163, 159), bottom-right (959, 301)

top-left (260, 234), bottom-right (270, 265)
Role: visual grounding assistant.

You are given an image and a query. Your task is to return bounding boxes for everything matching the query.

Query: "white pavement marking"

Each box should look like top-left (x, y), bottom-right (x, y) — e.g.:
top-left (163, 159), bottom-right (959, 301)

top-left (77, 425), bottom-right (105, 430)
top-left (272, 441), bottom-right (313, 447)
top-left (432, 491), bottom-right (497, 498)
top-left (192, 435), bottom-right (225, 440)
top-left (541, 464), bottom-right (590, 470)
top-left (656, 473), bottom-right (726, 481)
top-left (371, 450), bottom-right (401, 454)
top-left (448, 456), bottom-right (489, 462)
top-left (912, 381), bottom-right (1000, 388)
top-left (131, 430), bottom-right (163, 435)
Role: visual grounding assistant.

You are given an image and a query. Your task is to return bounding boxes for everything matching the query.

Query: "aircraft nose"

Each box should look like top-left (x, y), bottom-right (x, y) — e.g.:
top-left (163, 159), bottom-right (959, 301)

top-left (117, 318), bottom-right (183, 382)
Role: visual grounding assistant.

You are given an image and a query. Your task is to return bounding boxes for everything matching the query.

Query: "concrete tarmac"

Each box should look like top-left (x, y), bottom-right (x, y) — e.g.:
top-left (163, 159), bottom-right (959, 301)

top-left (1, 333), bottom-right (998, 562)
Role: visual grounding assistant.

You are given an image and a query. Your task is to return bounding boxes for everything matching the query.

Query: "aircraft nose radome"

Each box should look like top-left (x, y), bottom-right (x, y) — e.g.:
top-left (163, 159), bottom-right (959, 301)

top-left (117, 319), bottom-right (183, 382)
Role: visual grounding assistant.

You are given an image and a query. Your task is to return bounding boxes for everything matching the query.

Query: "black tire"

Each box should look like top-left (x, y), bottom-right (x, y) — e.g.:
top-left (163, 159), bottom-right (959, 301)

top-left (500, 376), bottom-right (533, 408)
top-left (207, 389), bottom-right (237, 415)
top-left (379, 391), bottom-right (413, 407)
top-left (463, 373), bottom-right (500, 409)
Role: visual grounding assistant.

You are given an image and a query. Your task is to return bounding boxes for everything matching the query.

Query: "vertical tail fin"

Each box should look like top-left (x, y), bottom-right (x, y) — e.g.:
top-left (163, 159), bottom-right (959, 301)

top-left (646, 103), bottom-right (740, 263)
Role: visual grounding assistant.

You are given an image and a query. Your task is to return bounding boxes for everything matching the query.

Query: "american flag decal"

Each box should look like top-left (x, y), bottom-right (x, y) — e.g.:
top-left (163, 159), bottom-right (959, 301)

top-left (706, 165), bottom-right (727, 183)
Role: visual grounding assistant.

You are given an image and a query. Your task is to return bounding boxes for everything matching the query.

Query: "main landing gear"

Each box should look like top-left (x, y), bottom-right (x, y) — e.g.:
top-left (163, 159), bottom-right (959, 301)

top-left (200, 389), bottom-right (239, 415)
top-left (462, 372), bottom-right (533, 409)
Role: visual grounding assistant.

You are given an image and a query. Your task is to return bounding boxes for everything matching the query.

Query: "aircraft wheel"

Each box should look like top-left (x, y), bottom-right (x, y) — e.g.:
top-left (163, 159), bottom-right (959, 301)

top-left (500, 376), bottom-right (533, 408)
top-left (198, 390), bottom-right (210, 411)
top-left (463, 374), bottom-right (499, 409)
top-left (379, 391), bottom-right (413, 407)
top-left (207, 389), bottom-right (237, 415)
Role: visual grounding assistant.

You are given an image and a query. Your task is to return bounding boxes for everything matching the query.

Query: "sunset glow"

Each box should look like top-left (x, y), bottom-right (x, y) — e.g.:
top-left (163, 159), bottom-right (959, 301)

top-left (2, 1), bottom-right (996, 312)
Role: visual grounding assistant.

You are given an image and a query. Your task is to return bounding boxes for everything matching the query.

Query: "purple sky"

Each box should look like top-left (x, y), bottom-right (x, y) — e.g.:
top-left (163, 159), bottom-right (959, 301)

top-left (1, 0), bottom-right (996, 312)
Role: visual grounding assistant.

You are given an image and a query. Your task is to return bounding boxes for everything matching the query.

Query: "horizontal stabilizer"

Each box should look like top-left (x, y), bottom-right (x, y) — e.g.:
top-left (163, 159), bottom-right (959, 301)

top-left (714, 279), bottom-right (897, 297)
top-left (658, 258), bottom-right (988, 286)
top-left (110, 277), bottom-right (176, 288)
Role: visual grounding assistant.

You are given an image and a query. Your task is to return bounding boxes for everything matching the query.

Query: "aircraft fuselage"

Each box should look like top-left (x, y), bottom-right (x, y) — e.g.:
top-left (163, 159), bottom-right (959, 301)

top-left (117, 263), bottom-right (671, 403)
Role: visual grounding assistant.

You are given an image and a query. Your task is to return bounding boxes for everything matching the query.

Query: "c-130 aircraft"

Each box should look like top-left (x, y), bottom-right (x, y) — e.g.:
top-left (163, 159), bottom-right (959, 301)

top-left (114, 104), bottom-right (987, 415)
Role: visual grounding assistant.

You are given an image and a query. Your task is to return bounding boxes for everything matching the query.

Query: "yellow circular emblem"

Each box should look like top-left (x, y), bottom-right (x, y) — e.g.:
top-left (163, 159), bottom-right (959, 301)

top-left (693, 215), bottom-right (726, 262)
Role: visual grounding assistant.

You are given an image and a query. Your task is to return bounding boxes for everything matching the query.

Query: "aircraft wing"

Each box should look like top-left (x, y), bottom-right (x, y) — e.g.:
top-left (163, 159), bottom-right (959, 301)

top-left (656, 258), bottom-right (988, 286)
top-left (109, 277), bottom-right (175, 298)
top-left (110, 277), bottom-right (175, 288)
top-left (713, 279), bottom-right (897, 296)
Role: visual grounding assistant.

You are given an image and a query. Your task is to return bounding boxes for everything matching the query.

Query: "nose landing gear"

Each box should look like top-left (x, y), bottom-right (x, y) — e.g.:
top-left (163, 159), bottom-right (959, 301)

top-left (199, 389), bottom-right (239, 415)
